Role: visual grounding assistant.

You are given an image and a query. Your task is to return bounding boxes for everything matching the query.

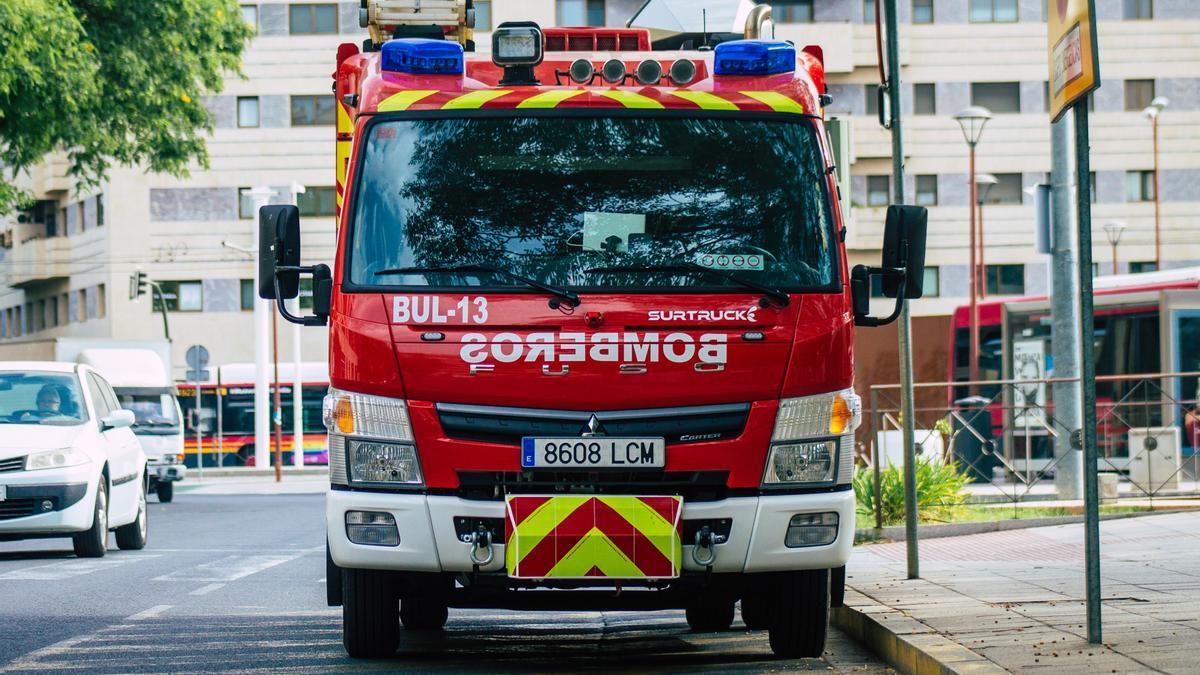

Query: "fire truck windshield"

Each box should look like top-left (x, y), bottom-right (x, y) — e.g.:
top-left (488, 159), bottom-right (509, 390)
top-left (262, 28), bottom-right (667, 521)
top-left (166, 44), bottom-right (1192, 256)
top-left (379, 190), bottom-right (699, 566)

top-left (349, 114), bottom-right (837, 292)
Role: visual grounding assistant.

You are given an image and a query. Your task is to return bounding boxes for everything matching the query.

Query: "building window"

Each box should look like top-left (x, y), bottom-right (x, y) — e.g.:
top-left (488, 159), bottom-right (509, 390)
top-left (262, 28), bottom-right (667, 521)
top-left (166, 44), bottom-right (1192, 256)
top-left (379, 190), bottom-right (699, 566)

top-left (240, 4), bottom-right (258, 27)
top-left (1089, 172), bottom-right (1098, 204)
top-left (774, 0), bottom-right (814, 23)
top-left (290, 95), bottom-right (336, 126)
top-left (912, 0), bottom-right (933, 23)
top-left (241, 279), bottom-right (256, 310)
top-left (289, 3), bottom-right (338, 34)
top-left (95, 284), bottom-right (106, 319)
top-left (969, 0), bottom-right (1017, 23)
top-left (1126, 170), bottom-right (1155, 202)
top-left (971, 82), bottom-right (1020, 113)
top-left (983, 173), bottom-right (1024, 205)
top-left (914, 83), bottom-right (936, 115)
top-left (238, 187), bottom-right (258, 219)
top-left (986, 265), bottom-right (1025, 295)
top-left (867, 176), bottom-right (891, 207)
top-left (915, 175), bottom-right (938, 206)
top-left (864, 85), bottom-right (879, 116)
top-left (154, 281), bottom-right (203, 312)
top-left (922, 267), bottom-right (940, 297)
top-left (475, 0), bottom-right (492, 30)
top-left (557, 0), bottom-right (605, 26)
top-left (1124, 79), bottom-right (1155, 111)
top-left (863, 0), bottom-right (876, 23)
top-left (237, 96), bottom-right (259, 127)
top-left (1124, 0), bottom-right (1152, 19)
top-left (297, 186), bottom-right (338, 217)
top-left (1130, 261), bottom-right (1157, 274)
top-left (96, 195), bottom-right (104, 227)
top-left (299, 278), bottom-right (314, 310)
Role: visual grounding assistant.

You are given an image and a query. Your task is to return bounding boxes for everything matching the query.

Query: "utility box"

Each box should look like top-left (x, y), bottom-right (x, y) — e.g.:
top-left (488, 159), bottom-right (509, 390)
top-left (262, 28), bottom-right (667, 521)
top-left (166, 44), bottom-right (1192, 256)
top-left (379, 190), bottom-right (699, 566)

top-left (1127, 427), bottom-right (1182, 493)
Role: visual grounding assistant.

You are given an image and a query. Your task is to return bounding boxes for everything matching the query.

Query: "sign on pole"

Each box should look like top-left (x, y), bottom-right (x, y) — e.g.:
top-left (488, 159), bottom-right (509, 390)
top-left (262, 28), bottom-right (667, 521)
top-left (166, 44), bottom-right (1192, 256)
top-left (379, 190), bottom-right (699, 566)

top-left (1048, 0), bottom-right (1101, 122)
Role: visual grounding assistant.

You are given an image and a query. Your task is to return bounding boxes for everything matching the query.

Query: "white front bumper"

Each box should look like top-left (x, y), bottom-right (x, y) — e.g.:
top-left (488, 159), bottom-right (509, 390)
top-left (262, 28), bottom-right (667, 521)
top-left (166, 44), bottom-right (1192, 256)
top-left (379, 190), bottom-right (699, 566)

top-left (326, 488), bottom-right (854, 574)
top-left (0, 464), bottom-right (99, 534)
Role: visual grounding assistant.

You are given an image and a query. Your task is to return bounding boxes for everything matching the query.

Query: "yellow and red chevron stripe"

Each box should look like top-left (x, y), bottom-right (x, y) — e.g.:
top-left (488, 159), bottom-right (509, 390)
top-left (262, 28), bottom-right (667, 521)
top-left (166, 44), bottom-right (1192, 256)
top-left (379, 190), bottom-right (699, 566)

top-left (505, 495), bottom-right (682, 579)
top-left (373, 88), bottom-right (805, 115)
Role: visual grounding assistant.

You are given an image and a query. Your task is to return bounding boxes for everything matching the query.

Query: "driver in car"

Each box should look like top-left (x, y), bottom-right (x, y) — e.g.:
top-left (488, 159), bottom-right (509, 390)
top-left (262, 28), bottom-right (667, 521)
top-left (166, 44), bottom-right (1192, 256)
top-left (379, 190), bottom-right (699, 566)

top-left (20, 385), bottom-right (64, 420)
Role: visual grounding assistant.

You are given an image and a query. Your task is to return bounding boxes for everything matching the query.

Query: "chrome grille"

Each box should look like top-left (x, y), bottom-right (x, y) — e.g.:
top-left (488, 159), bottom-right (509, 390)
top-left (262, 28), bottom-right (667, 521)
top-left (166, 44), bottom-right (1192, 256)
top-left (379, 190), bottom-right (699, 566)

top-left (837, 435), bottom-right (854, 485)
top-left (436, 402), bottom-right (751, 447)
top-left (0, 456), bottom-right (24, 473)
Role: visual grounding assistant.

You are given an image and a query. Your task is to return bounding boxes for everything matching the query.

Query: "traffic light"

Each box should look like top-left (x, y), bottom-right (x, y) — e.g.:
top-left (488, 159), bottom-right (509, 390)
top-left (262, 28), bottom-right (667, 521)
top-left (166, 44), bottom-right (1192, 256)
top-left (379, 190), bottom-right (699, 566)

top-left (130, 271), bottom-right (148, 299)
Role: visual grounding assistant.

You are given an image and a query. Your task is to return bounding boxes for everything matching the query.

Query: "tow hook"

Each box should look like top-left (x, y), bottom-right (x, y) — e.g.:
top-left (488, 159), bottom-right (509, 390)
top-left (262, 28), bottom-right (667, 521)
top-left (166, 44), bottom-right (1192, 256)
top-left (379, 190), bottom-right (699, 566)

top-left (469, 525), bottom-right (494, 568)
top-left (692, 525), bottom-right (717, 568)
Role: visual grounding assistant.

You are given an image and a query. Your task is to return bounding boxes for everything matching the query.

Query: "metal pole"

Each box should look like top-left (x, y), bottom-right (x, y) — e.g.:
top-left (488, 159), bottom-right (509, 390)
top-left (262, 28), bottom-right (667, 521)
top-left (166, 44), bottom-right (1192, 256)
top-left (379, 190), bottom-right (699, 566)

top-left (1051, 118), bottom-right (1083, 501)
top-left (194, 383), bottom-right (203, 481)
top-left (216, 371), bottom-right (224, 468)
top-left (968, 143), bottom-right (979, 390)
top-left (882, 0), bottom-right (918, 579)
top-left (292, 300), bottom-right (304, 469)
top-left (1075, 102), bottom-right (1103, 644)
top-left (1151, 114), bottom-right (1161, 270)
top-left (1111, 241), bottom-right (1117, 274)
top-left (978, 198), bottom-right (986, 299)
top-left (272, 312), bottom-right (283, 483)
top-left (249, 187), bottom-right (275, 469)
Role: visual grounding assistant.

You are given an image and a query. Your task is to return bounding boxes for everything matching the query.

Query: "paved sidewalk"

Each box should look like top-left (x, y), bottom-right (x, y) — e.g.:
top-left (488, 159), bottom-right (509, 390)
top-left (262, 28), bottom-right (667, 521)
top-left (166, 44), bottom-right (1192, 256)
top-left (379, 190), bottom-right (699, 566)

top-left (845, 511), bottom-right (1200, 673)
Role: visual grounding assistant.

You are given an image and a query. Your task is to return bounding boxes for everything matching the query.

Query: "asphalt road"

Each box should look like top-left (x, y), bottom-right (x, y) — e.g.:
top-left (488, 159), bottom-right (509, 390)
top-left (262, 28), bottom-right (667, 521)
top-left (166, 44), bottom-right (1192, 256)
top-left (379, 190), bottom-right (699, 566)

top-left (0, 494), bottom-right (888, 673)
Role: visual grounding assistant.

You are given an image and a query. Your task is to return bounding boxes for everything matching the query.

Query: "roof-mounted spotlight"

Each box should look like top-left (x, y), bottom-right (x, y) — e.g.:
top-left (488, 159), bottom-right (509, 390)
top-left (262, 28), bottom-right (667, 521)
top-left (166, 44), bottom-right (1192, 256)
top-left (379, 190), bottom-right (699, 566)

top-left (568, 58), bottom-right (595, 84)
top-left (635, 60), bottom-right (663, 85)
top-left (601, 59), bottom-right (627, 84)
top-left (493, 21), bottom-right (544, 86)
top-left (668, 59), bottom-right (697, 86)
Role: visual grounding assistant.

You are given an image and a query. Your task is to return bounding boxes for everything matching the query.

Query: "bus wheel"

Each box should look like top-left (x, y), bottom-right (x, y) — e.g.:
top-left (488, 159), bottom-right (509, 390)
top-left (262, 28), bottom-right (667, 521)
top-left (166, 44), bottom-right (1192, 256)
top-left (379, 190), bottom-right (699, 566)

top-left (156, 481), bottom-right (174, 503)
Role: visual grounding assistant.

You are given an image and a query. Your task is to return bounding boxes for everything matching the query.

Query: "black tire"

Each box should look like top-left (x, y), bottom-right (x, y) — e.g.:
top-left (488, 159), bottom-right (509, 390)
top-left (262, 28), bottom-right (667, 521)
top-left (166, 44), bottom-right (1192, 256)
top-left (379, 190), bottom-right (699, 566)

top-left (326, 542), bottom-right (343, 607)
top-left (685, 597), bottom-right (735, 632)
top-left (768, 569), bottom-right (830, 659)
top-left (115, 480), bottom-right (149, 550)
top-left (400, 597), bottom-right (449, 631)
top-left (739, 592), bottom-right (770, 630)
top-left (830, 566), bottom-right (846, 608)
top-left (342, 568), bottom-right (399, 658)
top-left (72, 481), bottom-right (108, 558)
top-left (155, 481), bottom-right (174, 503)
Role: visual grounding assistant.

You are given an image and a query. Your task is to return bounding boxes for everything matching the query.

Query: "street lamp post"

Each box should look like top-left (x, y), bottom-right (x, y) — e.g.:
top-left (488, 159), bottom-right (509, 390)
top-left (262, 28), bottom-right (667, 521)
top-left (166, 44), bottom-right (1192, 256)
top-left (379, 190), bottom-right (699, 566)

top-left (1142, 96), bottom-right (1168, 271)
top-left (954, 106), bottom-right (992, 387)
top-left (1103, 220), bottom-right (1126, 275)
top-left (975, 173), bottom-right (998, 299)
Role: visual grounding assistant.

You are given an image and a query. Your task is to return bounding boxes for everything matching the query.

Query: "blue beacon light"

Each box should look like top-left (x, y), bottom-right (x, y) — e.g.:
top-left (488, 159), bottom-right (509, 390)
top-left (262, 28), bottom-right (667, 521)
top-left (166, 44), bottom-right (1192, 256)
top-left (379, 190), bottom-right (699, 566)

top-left (713, 40), bottom-right (797, 76)
top-left (380, 38), bottom-right (464, 75)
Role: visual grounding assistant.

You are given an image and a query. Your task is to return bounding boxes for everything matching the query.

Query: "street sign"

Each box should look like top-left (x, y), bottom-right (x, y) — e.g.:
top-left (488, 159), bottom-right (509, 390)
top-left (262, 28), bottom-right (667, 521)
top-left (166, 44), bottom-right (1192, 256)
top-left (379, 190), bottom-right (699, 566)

top-left (187, 369), bottom-right (210, 382)
top-left (1047, 0), bottom-right (1100, 123)
top-left (186, 345), bottom-right (209, 370)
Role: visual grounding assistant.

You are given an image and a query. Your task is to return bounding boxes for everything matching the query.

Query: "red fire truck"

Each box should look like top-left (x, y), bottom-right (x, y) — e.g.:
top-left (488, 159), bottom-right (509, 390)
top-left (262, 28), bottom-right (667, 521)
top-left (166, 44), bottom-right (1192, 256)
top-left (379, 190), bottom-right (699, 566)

top-left (257, 1), bottom-right (927, 659)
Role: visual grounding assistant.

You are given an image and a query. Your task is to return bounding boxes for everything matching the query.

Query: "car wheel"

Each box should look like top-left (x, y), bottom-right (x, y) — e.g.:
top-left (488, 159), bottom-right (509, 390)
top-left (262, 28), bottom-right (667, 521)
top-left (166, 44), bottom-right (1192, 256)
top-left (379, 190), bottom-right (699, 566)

top-left (72, 481), bottom-right (108, 558)
top-left (400, 597), bottom-right (448, 631)
top-left (685, 596), bottom-right (735, 632)
top-left (342, 568), bottom-right (399, 658)
top-left (767, 569), bottom-right (830, 659)
top-left (116, 480), bottom-right (149, 550)
top-left (155, 481), bottom-right (174, 503)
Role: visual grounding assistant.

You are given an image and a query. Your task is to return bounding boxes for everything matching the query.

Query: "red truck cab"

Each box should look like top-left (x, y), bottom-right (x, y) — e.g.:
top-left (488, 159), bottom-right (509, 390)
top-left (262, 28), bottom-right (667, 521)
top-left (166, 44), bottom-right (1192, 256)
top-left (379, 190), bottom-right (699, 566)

top-left (258, 7), bottom-right (927, 660)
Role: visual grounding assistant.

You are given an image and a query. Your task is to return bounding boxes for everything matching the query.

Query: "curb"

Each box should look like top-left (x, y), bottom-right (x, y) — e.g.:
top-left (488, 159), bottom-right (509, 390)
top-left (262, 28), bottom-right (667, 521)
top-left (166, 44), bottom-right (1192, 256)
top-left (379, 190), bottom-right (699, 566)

top-left (856, 506), bottom-right (1200, 543)
top-left (832, 592), bottom-right (1007, 675)
top-left (185, 467), bottom-right (328, 478)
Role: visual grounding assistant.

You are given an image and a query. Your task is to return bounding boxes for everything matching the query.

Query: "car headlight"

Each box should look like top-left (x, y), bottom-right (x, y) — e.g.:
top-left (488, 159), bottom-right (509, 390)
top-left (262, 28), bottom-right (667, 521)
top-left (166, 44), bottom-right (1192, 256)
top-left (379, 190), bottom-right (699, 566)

top-left (763, 390), bottom-right (861, 486)
top-left (348, 440), bottom-right (423, 486)
top-left (25, 448), bottom-right (90, 471)
top-left (323, 388), bottom-right (412, 442)
top-left (764, 441), bottom-right (836, 485)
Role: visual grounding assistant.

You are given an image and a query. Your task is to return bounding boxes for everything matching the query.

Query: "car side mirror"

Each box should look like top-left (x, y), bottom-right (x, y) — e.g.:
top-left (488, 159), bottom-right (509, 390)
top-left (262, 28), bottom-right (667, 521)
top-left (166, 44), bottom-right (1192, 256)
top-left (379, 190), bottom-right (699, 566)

top-left (854, 204), bottom-right (929, 327)
top-left (258, 205), bottom-right (301, 300)
top-left (102, 410), bottom-right (136, 430)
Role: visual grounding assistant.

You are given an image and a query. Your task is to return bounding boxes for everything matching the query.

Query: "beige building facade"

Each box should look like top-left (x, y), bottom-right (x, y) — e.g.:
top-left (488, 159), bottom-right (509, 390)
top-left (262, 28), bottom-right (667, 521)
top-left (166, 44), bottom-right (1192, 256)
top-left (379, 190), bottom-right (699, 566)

top-left (2, 0), bottom-right (1197, 374)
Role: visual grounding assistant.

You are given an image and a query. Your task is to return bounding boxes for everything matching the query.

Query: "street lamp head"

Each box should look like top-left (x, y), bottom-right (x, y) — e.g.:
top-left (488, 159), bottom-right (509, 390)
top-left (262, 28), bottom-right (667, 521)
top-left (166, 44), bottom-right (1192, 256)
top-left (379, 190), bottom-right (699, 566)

top-left (954, 106), bottom-right (993, 146)
top-left (1103, 220), bottom-right (1127, 246)
top-left (975, 173), bottom-right (998, 205)
top-left (1143, 96), bottom-right (1169, 120)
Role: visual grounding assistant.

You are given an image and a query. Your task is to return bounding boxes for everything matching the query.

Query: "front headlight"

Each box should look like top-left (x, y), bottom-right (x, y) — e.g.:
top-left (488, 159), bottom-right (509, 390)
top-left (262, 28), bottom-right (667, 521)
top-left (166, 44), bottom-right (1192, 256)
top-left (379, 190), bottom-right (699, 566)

top-left (348, 440), bottom-right (423, 486)
top-left (764, 441), bottom-right (836, 485)
top-left (764, 390), bottom-right (861, 486)
top-left (323, 389), bottom-right (412, 442)
top-left (25, 448), bottom-right (90, 471)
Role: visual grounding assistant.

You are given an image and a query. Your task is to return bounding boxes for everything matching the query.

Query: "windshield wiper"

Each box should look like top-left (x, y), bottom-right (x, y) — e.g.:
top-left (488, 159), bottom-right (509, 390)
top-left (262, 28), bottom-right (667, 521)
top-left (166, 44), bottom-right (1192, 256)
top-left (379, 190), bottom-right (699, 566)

top-left (376, 264), bottom-right (580, 309)
top-left (584, 262), bottom-right (789, 307)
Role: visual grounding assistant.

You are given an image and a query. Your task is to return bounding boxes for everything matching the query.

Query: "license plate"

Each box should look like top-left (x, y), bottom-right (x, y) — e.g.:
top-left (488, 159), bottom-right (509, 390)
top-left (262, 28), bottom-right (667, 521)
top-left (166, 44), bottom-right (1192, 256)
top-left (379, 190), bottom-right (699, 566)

top-left (521, 437), bottom-right (665, 469)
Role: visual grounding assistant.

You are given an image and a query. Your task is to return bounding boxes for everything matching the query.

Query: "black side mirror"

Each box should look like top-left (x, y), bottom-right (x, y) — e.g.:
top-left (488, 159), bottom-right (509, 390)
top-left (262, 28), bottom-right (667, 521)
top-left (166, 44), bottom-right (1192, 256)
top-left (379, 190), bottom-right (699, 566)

top-left (881, 205), bottom-right (928, 300)
top-left (258, 205), bottom-right (301, 300)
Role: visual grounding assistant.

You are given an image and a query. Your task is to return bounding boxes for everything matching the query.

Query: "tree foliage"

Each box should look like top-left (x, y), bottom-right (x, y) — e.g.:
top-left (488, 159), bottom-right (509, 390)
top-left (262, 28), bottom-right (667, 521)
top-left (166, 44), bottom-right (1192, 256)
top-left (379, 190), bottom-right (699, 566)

top-left (0, 0), bottom-right (252, 213)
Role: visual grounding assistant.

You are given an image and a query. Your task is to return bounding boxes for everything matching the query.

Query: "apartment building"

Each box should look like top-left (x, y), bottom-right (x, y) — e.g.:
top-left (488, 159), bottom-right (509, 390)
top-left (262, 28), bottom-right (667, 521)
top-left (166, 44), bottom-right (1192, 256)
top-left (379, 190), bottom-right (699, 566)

top-left (2, 0), bottom-right (1197, 365)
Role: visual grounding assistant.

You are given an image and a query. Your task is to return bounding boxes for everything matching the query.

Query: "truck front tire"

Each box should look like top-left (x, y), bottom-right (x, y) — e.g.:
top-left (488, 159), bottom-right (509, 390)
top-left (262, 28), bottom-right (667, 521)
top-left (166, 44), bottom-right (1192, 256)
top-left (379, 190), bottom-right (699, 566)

top-left (155, 481), bottom-right (174, 503)
top-left (400, 598), bottom-right (449, 630)
top-left (767, 569), bottom-right (830, 659)
top-left (342, 568), bottom-right (399, 658)
top-left (685, 596), bottom-right (735, 632)
top-left (830, 565), bottom-right (846, 608)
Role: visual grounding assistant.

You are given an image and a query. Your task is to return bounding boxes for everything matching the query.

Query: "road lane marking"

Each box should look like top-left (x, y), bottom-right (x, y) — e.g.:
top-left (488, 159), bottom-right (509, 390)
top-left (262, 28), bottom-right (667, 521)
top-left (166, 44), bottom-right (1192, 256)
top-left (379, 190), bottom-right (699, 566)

top-left (189, 583), bottom-right (226, 596)
top-left (152, 554), bottom-right (303, 582)
top-left (0, 632), bottom-right (95, 673)
top-left (126, 605), bottom-right (172, 621)
top-left (0, 555), bottom-right (161, 581)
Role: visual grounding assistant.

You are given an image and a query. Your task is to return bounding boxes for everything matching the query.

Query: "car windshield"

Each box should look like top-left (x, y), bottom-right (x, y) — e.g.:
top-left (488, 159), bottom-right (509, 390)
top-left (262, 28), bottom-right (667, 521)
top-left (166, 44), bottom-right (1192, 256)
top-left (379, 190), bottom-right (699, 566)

top-left (116, 392), bottom-right (181, 430)
top-left (348, 114), bottom-right (838, 292)
top-left (0, 371), bottom-right (88, 426)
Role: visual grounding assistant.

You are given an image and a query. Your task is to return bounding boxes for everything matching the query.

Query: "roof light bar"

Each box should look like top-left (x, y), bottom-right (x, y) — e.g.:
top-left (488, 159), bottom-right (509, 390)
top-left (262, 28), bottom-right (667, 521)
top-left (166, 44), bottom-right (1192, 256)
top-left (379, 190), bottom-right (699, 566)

top-left (380, 38), bottom-right (464, 75)
top-left (713, 40), bottom-right (796, 77)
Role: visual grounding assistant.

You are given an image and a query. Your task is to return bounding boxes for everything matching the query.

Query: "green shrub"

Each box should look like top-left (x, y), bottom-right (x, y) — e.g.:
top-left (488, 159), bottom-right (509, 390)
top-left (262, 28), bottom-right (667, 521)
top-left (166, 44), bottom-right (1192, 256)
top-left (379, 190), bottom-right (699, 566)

top-left (853, 456), bottom-right (972, 527)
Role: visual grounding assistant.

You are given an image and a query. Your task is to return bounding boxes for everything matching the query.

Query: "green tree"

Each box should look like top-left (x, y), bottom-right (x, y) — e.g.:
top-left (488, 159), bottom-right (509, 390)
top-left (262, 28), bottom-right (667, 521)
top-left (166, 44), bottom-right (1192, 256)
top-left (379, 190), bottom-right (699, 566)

top-left (0, 0), bottom-right (252, 214)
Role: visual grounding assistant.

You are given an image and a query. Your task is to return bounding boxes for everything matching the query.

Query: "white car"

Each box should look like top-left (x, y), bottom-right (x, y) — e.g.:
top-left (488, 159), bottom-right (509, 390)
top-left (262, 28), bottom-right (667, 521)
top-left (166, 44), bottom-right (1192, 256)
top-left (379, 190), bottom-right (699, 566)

top-left (0, 362), bottom-right (149, 557)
